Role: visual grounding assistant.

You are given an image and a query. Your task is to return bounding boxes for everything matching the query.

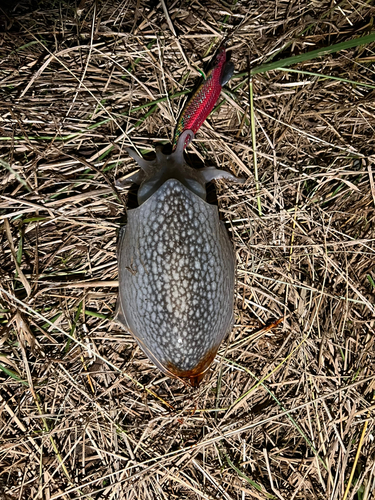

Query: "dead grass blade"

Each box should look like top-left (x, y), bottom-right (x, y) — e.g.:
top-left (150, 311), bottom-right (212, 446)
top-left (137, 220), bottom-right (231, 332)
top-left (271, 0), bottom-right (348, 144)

top-left (1, 1), bottom-right (374, 498)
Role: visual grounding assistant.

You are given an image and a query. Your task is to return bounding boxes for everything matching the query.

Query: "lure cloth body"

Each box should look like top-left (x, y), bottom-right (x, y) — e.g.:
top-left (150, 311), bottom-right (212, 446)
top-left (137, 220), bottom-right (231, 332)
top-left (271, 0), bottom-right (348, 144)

top-left (173, 46), bottom-right (234, 149)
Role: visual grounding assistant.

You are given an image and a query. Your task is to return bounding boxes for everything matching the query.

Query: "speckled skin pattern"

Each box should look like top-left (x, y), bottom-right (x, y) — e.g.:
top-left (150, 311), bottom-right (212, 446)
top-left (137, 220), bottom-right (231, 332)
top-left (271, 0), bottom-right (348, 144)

top-left (117, 179), bottom-right (235, 385)
top-left (116, 130), bottom-right (242, 386)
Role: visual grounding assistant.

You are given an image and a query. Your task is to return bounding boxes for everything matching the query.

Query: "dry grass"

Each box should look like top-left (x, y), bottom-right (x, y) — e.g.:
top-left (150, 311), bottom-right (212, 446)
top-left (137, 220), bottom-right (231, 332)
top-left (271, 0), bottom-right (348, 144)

top-left (1, 0), bottom-right (375, 499)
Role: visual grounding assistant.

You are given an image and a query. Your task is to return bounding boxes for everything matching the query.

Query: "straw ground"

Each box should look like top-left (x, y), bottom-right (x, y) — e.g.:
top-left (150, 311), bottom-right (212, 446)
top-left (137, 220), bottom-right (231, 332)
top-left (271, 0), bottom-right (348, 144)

top-left (0, 1), bottom-right (375, 499)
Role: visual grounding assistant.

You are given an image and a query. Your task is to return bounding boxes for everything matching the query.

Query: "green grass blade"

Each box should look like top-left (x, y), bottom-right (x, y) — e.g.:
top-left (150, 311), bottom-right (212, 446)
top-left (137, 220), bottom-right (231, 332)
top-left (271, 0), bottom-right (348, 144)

top-left (249, 79), bottom-right (262, 216)
top-left (0, 159), bottom-right (31, 191)
top-left (278, 67), bottom-right (375, 89)
top-left (250, 33), bottom-right (375, 75)
top-left (64, 301), bottom-right (83, 353)
top-left (223, 452), bottom-right (275, 498)
top-left (0, 362), bottom-right (28, 386)
top-left (1, 40), bottom-right (40, 59)
top-left (367, 275), bottom-right (375, 289)
top-left (85, 310), bottom-right (109, 320)
top-left (223, 357), bottom-right (328, 470)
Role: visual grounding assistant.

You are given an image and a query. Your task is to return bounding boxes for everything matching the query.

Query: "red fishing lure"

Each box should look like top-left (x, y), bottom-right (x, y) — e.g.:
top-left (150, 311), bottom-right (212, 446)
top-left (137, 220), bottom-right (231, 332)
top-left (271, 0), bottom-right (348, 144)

top-left (172, 46), bottom-right (234, 149)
